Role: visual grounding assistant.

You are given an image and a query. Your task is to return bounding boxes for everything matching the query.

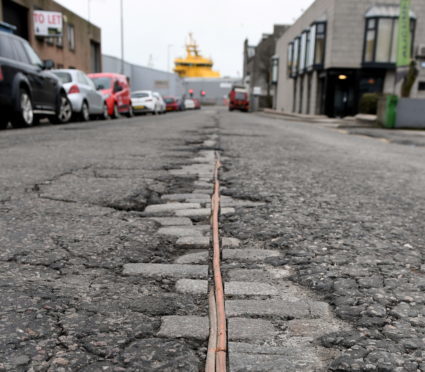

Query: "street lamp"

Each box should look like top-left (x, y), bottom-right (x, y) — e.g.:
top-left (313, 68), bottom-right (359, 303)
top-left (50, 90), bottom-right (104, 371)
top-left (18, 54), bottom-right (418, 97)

top-left (120, 0), bottom-right (124, 74)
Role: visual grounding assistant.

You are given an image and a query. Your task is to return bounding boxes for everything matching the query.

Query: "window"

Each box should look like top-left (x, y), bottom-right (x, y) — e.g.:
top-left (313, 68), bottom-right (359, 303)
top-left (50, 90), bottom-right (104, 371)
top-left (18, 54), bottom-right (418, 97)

top-left (299, 31), bottom-right (307, 72)
top-left (364, 19), bottom-right (376, 62)
top-left (363, 17), bottom-right (415, 64)
top-left (314, 22), bottom-right (326, 66)
top-left (292, 37), bottom-right (300, 77)
top-left (419, 82), bottom-right (425, 91)
top-left (10, 39), bottom-right (29, 64)
top-left (306, 25), bottom-right (316, 69)
top-left (67, 24), bottom-right (75, 50)
top-left (56, 36), bottom-right (63, 48)
top-left (287, 42), bottom-right (293, 77)
top-left (22, 40), bottom-right (42, 66)
top-left (271, 56), bottom-right (279, 84)
top-left (77, 72), bottom-right (86, 85)
top-left (0, 35), bottom-right (16, 60)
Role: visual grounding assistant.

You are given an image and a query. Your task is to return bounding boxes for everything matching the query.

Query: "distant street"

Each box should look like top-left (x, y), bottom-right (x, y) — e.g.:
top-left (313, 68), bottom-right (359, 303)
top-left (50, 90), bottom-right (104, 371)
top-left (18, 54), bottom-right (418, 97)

top-left (1, 109), bottom-right (425, 371)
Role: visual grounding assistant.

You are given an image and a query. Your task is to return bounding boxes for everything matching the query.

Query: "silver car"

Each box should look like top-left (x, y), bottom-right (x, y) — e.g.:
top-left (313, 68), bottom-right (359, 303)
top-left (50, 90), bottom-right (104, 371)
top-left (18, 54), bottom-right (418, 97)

top-left (52, 69), bottom-right (107, 121)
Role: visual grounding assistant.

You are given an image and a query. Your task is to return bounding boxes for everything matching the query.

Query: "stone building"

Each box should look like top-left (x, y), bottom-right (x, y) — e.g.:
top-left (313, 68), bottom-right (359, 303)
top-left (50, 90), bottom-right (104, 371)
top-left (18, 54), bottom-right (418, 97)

top-left (275, 0), bottom-right (425, 117)
top-left (0, 0), bottom-right (102, 72)
top-left (243, 24), bottom-right (289, 110)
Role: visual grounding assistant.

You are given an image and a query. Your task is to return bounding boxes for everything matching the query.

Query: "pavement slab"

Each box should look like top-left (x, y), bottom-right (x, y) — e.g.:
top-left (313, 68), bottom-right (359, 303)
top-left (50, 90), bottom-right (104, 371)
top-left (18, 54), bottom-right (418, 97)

top-left (158, 316), bottom-right (277, 341)
top-left (148, 217), bottom-right (193, 226)
top-left (175, 207), bottom-right (235, 217)
top-left (162, 193), bottom-right (211, 201)
top-left (142, 203), bottom-right (201, 216)
top-left (176, 279), bottom-right (278, 296)
top-left (175, 236), bottom-right (241, 249)
top-left (122, 263), bottom-right (208, 279)
top-left (157, 227), bottom-right (204, 238)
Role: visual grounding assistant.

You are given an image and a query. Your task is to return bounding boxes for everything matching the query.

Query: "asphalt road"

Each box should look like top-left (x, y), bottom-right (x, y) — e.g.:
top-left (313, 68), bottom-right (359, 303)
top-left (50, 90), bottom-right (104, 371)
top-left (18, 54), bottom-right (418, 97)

top-left (1, 108), bottom-right (425, 371)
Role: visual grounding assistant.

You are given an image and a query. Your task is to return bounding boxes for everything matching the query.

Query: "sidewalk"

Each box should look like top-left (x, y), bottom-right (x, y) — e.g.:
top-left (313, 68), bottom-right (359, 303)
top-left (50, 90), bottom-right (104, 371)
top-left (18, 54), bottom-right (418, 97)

top-left (261, 109), bottom-right (425, 147)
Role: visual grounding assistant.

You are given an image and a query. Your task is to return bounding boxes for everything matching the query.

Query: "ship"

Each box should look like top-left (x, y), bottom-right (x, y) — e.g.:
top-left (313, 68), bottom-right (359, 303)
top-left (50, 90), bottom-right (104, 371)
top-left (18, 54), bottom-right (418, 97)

top-left (174, 34), bottom-right (221, 78)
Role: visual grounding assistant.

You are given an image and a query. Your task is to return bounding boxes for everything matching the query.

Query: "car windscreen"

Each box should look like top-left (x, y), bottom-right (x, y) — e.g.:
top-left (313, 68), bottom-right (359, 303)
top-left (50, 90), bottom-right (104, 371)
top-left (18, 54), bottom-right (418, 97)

top-left (131, 92), bottom-right (149, 98)
top-left (52, 72), bottom-right (73, 84)
top-left (92, 77), bottom-right (112, 90)
top-left (164, 98), bottom-right (175, 103)
top-left (235, 92), bottom-right (246, 100)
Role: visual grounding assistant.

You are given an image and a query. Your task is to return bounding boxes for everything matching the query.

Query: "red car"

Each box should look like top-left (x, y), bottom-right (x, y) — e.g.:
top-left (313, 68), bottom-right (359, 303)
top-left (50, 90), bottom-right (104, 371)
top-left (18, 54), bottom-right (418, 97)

top-left (164, 96), bottom-right (179, 112)
top-left (229, 88), bottom-right (249, 112)
top-left (88, 73), bottom-right (133, 118)
top-left (193, 98), bottom-right (201, 110)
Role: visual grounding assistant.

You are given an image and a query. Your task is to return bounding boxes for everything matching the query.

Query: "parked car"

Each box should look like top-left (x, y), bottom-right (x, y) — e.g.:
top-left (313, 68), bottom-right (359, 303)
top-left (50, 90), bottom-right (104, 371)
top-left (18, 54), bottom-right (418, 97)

top-left (88, 73), bottom-right (133, 118)
top-left (0, 30), bottom-right (72, 129)
top-left (52, 69), bottom-right (107, 121)
top-left (229, 87), bottom-right (249, 112)
top-left (176, 98), bottom-right (185, 111)
top-left (184, 98), bottom-right (196, 110)
top-left (131, 90), bottom-right (160, 115)
top-left (152, 92), bottom-right (166, 114)
top-left (193, 98), bottom-right (201, 110)
top-left (164, 96), bottom-right (179, 112)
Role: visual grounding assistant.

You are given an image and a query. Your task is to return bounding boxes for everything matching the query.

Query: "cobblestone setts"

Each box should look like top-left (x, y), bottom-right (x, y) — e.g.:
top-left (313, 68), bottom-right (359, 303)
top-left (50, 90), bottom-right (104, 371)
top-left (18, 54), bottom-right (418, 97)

top-left (125, 132), bottom-right (348, 371)
top-left (218, 114), bottom-right (425, 371)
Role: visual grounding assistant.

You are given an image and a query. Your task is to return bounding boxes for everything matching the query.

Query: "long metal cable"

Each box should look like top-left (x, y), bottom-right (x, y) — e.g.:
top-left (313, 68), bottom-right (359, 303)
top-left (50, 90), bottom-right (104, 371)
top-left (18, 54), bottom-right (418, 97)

top-left (205, 155), bottom-right (227, 372)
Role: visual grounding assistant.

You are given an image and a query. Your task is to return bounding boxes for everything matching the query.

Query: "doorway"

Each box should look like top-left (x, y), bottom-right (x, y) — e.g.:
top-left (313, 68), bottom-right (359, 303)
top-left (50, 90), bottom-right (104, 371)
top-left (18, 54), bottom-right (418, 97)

top-left (2, 0), bottom-right (28, 40)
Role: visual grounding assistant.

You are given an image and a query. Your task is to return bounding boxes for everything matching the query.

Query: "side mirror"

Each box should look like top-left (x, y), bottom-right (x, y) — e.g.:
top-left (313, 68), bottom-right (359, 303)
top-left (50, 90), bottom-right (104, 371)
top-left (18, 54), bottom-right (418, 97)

top-left (43, 59), bottom-right (55, 70)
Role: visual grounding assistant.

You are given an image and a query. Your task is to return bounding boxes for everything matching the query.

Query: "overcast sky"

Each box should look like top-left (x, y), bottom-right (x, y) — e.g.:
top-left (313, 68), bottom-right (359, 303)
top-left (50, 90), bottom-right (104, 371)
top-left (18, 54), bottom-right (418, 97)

top-left (56, 0), bottom-right (315, 77)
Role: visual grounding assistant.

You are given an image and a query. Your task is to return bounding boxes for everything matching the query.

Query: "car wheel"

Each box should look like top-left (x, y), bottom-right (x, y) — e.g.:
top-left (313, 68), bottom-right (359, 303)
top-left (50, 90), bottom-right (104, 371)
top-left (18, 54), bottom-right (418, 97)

top-left (80, 101), bottom-right (90, 122)
top-left (0, 116), bottom-right (9, 130)
top-left (101, 103), bottom-right (110, 120)
top-left (11, 89), bottom-right (34, 128)
top-left (112, 103), bottom-right (120, 119)
top-left (126, 105), bottom-right (134, 118)
top-left (52, 92), bottom-right (72, 124)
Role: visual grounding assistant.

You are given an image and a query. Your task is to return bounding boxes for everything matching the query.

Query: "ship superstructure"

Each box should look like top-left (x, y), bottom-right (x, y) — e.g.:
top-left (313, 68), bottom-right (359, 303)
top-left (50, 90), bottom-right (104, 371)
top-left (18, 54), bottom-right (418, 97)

top-left (174, 34), bottom-right (220, 78)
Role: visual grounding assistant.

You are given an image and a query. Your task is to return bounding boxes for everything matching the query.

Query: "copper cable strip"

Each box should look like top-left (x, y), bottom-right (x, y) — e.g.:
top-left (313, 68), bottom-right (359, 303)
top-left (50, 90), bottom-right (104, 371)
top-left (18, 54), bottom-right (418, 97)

top-left (205, 288), bottom-right (217, 372)
top-left (212, 156), bottom-right (227, 371)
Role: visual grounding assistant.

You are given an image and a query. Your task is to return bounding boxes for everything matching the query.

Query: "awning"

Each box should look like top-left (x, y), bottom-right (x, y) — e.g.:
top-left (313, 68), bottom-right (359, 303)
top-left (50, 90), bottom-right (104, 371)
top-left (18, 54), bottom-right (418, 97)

top-left (365, 5), bottom-right (416, 19)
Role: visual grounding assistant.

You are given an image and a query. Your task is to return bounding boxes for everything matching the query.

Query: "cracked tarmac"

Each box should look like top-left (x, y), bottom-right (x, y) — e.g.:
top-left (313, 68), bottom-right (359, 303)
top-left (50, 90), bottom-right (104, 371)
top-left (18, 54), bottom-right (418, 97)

top-left (1, 108), bottom-right (425, 371)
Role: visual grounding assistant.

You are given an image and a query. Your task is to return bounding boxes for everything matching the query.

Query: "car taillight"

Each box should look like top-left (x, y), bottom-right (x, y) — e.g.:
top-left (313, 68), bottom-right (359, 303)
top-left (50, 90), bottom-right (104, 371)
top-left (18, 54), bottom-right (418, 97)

top-left (68, 85), bottom-right (80, 94)
top-left (0, 66), bottom-right (3, 82)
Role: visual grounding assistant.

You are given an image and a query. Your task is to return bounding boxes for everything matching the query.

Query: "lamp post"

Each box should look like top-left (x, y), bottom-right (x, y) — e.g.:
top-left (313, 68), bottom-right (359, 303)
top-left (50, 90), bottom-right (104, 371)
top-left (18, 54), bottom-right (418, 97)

top-left (120, 0), bottom-right (125, 74)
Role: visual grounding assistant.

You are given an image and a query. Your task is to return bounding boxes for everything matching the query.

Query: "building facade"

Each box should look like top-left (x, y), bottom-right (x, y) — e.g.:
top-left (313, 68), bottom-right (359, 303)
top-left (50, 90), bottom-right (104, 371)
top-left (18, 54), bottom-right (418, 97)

top-left (275, 0), bottom-right (425, 117)
top-left (243, 25), bottom-right (289, 110)
top-left (0, 0), bottom-right (101, 73)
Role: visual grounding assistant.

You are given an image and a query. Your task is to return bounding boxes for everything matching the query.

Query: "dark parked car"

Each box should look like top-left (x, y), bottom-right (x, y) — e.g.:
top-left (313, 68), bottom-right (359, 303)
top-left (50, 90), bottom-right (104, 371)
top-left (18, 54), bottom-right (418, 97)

top-left (0, 31), bottom-right (72, 129)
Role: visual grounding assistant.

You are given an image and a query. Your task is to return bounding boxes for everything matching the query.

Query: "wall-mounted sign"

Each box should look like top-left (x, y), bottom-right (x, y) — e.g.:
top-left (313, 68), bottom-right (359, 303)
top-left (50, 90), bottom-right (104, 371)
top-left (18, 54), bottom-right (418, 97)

top-left (33, 11), bottom-right (63, 37)
top-left (253, 86), bottom-right (262, 95)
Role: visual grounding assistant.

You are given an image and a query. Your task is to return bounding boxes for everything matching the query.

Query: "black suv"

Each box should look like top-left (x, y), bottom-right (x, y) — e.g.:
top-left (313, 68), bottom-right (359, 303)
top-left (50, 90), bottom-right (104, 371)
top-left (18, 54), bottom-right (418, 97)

top-left (0, 31), bottom-right (72, 129)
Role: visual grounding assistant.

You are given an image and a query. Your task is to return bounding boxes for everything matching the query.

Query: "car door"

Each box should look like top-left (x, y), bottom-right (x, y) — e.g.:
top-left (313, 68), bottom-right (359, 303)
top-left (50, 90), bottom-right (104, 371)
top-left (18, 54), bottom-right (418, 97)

top-left (84, 74), bottom-right (103, 113)
top-left (8, 37), bottom-right (44, 108)
top-left (21, 40), bottom-right (57, 110)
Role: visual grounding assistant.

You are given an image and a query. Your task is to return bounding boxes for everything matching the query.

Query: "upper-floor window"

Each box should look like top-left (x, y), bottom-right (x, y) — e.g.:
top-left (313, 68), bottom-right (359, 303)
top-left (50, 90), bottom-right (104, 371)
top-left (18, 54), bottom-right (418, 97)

top-left (363, 9), bottom-right (415, 65)
top-left (299, 31), bottom-right (308, 72)
top-left (271, 56), bottom-right (279, 84)
top-left (287, 42), bottom-right (294, 78)
top-left (67, 24), bottom-right (75, 51)
top-left (288, 21), bottom-right (327, 79)
top-left (292, 37), bottom-right (300, 77)
top-left (313, 22), bottom-right (326, 67)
